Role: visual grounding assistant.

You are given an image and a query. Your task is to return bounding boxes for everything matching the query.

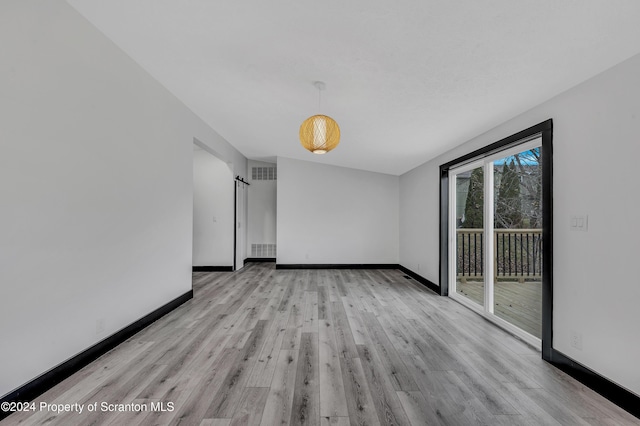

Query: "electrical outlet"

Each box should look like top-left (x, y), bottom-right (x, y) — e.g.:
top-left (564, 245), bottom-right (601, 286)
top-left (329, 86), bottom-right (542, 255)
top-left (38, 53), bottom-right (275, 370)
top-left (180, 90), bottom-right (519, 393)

top-left (570, 330), bottom-right (583, 350)
top-left (96, 318), bottom-right (105, 335)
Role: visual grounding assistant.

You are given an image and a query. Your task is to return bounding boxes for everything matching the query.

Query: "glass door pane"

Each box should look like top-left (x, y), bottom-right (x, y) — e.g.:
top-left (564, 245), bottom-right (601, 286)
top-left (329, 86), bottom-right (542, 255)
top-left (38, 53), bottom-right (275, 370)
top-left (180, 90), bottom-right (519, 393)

top-left (492, 147), bottom-right (542, 338)
top-left (455, 165), bottom-right (485, 307)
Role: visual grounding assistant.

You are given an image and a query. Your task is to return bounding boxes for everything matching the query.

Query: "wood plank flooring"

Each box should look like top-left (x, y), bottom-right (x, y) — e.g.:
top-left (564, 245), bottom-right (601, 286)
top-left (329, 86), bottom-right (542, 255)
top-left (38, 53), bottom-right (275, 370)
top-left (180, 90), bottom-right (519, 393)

top-left (4, 263), bottom-right (637, 425)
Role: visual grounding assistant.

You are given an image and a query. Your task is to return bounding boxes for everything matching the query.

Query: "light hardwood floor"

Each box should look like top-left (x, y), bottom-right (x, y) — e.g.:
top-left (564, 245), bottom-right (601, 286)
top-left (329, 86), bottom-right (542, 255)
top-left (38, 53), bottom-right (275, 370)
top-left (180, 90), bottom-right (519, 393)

top-left (4, 263), bottom-right (637, 425)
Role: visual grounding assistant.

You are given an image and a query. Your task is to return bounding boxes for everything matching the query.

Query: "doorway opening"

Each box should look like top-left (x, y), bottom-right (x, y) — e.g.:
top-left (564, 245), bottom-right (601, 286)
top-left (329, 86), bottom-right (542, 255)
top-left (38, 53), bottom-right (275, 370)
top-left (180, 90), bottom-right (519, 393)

top-left (192, 141), bottom-right (235, 271)
top-left (234, 177), bottom-right (248, 271)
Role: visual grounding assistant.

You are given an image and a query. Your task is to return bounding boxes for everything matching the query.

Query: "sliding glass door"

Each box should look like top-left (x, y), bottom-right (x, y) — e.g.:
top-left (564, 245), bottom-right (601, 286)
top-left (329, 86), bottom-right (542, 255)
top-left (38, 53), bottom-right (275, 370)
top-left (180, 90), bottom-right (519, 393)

top-left (450, 139), bottom-right (543, 342)
top-left (492, 146), bottom-right (542, 338)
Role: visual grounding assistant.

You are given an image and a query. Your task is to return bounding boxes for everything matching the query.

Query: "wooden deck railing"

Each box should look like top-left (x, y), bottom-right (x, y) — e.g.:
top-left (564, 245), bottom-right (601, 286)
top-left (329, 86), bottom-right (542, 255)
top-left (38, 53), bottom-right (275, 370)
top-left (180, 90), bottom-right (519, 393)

top-left (456, 229), bottom-right (542, 282)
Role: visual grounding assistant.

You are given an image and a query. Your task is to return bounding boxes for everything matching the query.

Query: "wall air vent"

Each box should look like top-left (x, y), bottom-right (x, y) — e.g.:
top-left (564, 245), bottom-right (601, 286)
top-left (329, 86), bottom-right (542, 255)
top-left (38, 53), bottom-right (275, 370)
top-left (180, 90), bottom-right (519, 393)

top-left (251, 167), bottom-right (277, 181)
top-left (251, 244), bottom-right (276, 257)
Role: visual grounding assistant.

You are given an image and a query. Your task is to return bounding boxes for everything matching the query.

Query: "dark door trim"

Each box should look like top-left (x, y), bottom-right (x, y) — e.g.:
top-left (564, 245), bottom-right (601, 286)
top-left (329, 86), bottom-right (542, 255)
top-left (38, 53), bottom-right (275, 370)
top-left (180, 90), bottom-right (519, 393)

top-left (233, 176), bottom-right (250, 272)
top-left (233, 180), bottom-right (237, 271)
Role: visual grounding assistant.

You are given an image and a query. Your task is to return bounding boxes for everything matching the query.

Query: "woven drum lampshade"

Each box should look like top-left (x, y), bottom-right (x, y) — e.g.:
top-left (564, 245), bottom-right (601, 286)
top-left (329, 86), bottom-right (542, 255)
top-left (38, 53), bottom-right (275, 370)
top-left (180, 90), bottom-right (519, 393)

top-left (299, 114), bottom-right (340, 154)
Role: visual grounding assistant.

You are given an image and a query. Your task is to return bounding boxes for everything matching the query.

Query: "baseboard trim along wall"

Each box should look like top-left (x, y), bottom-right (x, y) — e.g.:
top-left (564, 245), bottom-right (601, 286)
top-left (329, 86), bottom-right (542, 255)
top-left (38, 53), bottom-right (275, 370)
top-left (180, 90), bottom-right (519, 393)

top-left (274, 264), bottom-right (440, 296)
top-left (549, 349), bottom-right (639, 419)
top-left (398, 265), bottom-right (639, 419)
top-left (4, 270), bottom-right (636, 421)
top-left (0, 290), bottom-right (193, 421)
top-left (244, 258), bottom-right (276, 263)
top-left (397, 265), bottom-right (440, 294)
top-left (192, 266), bottom-right (233, 272)
top-left (276, 263), bottom-right (400, 270)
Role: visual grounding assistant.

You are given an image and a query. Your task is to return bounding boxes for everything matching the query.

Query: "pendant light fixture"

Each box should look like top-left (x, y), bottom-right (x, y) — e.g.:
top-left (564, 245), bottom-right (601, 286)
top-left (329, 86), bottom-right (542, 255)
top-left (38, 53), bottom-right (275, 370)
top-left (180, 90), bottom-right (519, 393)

top-left (299, 81), bottom-right (340, 154)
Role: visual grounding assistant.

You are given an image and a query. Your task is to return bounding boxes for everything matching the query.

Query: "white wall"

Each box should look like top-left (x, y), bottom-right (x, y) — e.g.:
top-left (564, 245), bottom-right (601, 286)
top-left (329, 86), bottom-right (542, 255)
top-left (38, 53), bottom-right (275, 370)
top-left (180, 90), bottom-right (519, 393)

top-left (399, 53), bottom-right (640, 396)
top-left (193, 148), bottom-right (234, 266)
top-left (247, 160), bottom-right (277, 256)
top-left (277, 157), bottom-right (399, 265)
top-left (0, 0), bottom-right (246, 398)
top-left (400, 161), bottom-right (440, 283)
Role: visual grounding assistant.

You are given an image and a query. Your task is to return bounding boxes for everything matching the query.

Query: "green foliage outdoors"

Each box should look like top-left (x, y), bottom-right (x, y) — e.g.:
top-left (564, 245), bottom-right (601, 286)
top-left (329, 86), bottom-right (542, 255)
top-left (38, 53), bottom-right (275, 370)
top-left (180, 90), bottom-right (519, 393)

top-left (461, 167), bottom-right (483, 228)
top-left (459, 148), bottom-right (541, 229)
top-left (495, 160), bottom-right (523, 229)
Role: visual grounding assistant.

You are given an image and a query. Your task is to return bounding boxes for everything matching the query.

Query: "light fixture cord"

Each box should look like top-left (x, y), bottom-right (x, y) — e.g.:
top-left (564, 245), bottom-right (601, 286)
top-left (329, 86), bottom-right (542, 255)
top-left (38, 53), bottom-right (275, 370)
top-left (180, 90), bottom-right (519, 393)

top-left (318, 87), bottom-right (321, 113)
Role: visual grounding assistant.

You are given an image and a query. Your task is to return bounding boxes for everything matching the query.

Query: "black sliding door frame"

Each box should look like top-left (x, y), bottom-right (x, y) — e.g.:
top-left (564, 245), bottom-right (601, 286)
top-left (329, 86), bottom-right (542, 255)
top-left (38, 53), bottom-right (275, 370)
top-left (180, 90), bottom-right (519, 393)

top-left (439, 119), bottom-right (553, 359)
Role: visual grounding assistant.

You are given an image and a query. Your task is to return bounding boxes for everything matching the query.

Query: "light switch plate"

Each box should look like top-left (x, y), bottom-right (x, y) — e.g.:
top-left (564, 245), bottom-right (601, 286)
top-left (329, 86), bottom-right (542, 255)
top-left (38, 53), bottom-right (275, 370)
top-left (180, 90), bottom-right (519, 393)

top-left (570, 215), bottom-right (588, 232)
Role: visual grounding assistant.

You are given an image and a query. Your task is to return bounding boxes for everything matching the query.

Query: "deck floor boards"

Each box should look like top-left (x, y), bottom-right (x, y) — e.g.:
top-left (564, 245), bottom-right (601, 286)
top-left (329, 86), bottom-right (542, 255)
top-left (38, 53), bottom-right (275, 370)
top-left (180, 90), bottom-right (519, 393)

top-left (456, 280), bottom-right (542, 338)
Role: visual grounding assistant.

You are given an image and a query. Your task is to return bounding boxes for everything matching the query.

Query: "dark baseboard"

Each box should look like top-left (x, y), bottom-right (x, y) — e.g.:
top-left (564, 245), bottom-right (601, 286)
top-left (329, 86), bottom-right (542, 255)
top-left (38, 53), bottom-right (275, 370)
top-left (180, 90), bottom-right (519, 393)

top-left (276, 263), bottom-right (399, 270)
top-left (0, 290), bottom-right (193, 421)
top-left (548, 349), bottom-right (639, 419)
top-left (244, 258), bottom-right (276, 263)
top-left (274, 263), bottom-right (440, 294)
top-left (397, 265), bottom-right (440, 294)
top-left (192, 266), bottom-right (233, 272)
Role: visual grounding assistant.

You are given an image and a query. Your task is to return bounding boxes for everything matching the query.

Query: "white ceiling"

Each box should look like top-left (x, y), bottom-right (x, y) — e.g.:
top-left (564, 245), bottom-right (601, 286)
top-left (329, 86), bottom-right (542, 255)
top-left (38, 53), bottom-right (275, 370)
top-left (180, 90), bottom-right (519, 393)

top-left (66, 0), bottom-right (640, 175)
